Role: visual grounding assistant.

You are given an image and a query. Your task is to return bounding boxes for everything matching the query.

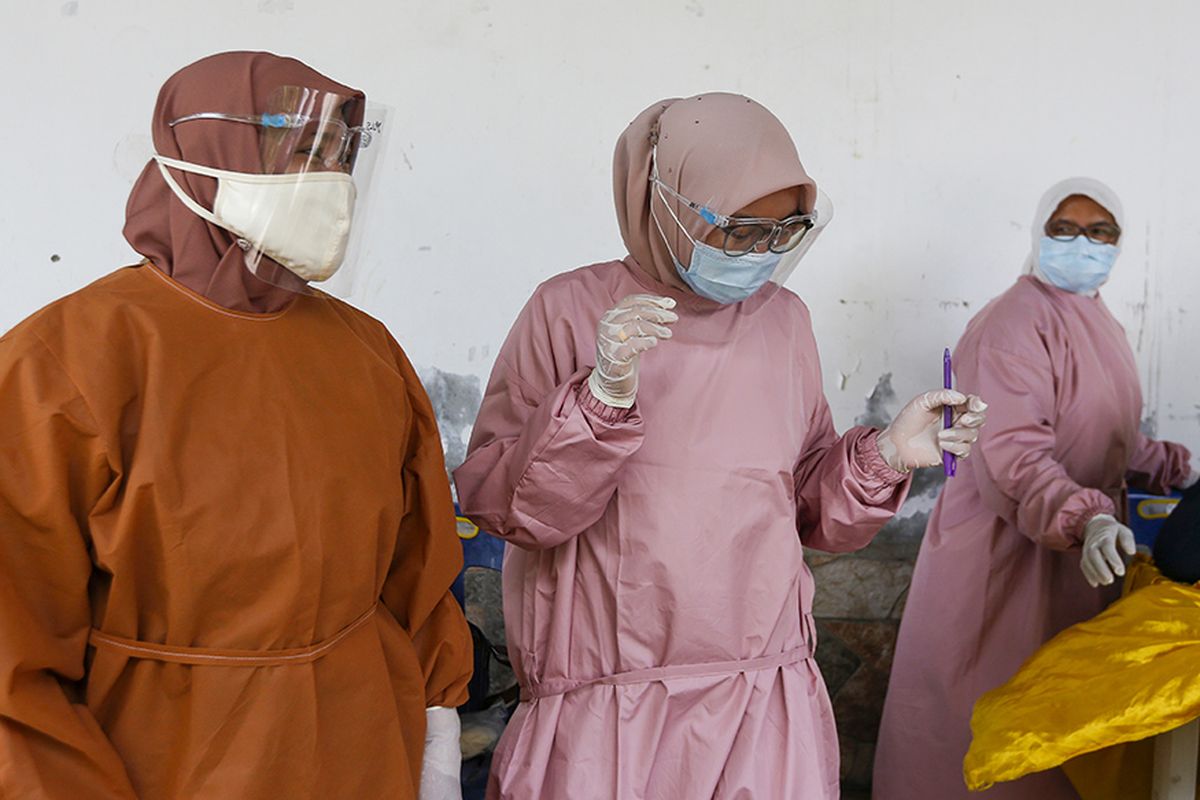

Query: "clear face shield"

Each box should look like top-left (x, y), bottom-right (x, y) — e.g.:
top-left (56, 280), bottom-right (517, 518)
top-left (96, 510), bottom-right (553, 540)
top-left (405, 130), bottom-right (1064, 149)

top-left (156, 85), bottom-right (391, 297)
top-left (764, 189), bottom-right (833, 286)
top-left (648, 144), bottom-right (833, 287)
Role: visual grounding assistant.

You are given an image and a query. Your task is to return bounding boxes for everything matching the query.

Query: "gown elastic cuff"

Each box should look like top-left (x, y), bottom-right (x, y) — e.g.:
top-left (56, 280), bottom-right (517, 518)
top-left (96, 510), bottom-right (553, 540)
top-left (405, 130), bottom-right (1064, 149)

top-left (578, 382), bottom-right (636, 423)
top-left (858, 430), bottom-right (911, 487)
top-left (1066, 501), bottom-right (1118, 546)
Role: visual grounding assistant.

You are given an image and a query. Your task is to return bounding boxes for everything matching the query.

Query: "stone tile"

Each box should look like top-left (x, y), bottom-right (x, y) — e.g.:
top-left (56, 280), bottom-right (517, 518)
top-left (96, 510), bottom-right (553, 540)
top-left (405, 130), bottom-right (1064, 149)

top-left (804, 550), bottom-right (842, 568)
top-left (857, 511), bottom-right (928, 562)
top-left (839, 737), bottom-right (876, 790)
top-left (810, 557), bottom-right (914, 620)
top-left (813, 621), bottom-right (862, 697)
top-left (890, 585), bottom-right (909, 620)
top-left (464, 567), bottom-right (514, 696)
top-left (822, 620), bottom-right (898, 665)
top-left (822, 621), bottom-right (898, 742)
top-left (464, 567), bottom-right (504, 640)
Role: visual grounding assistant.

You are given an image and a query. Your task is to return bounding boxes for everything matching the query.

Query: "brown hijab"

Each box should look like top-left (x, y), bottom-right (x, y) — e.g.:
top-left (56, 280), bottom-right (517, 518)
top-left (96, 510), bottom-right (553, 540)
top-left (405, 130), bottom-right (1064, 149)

top-left (613, 93), bottom-right (816, 290)
top-left (124, 51), bottom-right (365, 314)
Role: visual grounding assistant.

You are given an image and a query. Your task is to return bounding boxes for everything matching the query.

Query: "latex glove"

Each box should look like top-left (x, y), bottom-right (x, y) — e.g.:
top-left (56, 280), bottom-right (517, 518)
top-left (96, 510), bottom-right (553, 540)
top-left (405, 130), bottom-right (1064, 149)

top-left (1080, 514), bottom-right (1136, 588)
top-left (419, 706), bottom-right (462, 800)
top-left (877, 391), bottom-right (988, 473)
top-left (587, 294), bottom-right (678, 408)
top-left (1182, 454), bottom-right (1200, 489)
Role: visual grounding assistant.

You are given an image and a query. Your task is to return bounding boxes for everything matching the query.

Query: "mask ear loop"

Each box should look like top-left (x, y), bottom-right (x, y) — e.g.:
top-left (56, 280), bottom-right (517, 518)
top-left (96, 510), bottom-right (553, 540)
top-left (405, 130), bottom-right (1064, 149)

top-left (649, 145), bottom-right (706, 270)
top-left (154, 155), bottom-right (254, 252)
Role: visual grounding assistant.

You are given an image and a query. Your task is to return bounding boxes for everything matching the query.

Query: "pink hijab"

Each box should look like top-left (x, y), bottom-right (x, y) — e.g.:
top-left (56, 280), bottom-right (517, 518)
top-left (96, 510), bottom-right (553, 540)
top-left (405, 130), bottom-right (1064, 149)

top-left (124, 52), bottom-right (365, 313)
top-left (613, 93), bottom-right (816, 290)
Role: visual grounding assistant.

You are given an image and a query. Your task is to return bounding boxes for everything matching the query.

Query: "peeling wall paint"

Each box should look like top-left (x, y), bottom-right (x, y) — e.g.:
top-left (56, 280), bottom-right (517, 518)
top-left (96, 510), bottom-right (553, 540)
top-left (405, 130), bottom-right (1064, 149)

top-left (6, 0), bottom-right (1198, 455)
top-left (854, 372), bottom-right (947, 506)
top-left (855, 373), bottom-right (898, 430)
top-left (418, 367), bottom-right (482, 490)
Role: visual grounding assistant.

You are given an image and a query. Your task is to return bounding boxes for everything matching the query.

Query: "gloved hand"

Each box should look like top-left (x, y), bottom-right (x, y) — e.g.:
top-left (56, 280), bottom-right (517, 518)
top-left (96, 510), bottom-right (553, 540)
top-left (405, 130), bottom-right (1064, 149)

top-left (1182, 453), bottom-right (1200, 489)
top-left (588, 294), bottom-right (678, 408)
top-left (419, 706), bottom-right (462, 800)
top-left (877, 391), bottom-right (988, 473)
top-left (1080, 514), bottom-right (1136, 588)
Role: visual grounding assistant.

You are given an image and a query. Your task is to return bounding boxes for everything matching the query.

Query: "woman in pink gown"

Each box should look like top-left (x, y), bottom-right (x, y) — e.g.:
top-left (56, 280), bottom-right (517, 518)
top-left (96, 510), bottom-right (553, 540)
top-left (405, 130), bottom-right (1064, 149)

top-left (874, 178), bottom-right (1198, 799)
top-left (455, 93), bottom-right (986, 799)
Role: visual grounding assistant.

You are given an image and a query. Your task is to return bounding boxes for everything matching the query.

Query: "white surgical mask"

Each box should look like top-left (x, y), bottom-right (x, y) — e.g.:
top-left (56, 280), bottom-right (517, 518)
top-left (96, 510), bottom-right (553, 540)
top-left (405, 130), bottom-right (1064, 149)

top-left (651, 192), bottom-right (782, 305)
top-left (1037, 236), bottom-right (1118, 295)
top-left (674, 242), bottom-right (781, 304)
top-left (154, 154), bottom-right (356, 282)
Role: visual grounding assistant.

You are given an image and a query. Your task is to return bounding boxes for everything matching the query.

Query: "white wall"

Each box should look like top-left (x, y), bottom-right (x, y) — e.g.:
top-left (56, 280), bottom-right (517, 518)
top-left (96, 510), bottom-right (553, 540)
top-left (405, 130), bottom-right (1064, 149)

top-left (3, 0), bottom-right (1199, 449)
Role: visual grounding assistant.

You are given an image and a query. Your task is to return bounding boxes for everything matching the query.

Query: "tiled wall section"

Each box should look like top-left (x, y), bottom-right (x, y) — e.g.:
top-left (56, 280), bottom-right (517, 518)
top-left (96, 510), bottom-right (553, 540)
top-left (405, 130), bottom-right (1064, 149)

top-left (808, 489), bottom-right (937, 792)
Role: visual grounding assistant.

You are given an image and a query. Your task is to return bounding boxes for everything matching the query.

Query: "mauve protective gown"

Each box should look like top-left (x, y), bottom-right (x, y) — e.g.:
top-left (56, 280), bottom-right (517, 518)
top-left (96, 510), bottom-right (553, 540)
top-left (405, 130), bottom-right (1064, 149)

top-left (456, 255), bottom-right (912, 799)
top-left (874, 274), bottom-right (1191, 800)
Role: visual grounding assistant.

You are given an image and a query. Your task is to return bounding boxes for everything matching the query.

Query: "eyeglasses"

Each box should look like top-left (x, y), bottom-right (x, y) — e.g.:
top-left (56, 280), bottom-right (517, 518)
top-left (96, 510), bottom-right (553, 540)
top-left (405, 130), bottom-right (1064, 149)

top-left (650, 145), bottom-right (817, 257)
top-left (1044, 219), bottom-right (1121, 245)
top-left (168, 111), bottom-right (376, 170)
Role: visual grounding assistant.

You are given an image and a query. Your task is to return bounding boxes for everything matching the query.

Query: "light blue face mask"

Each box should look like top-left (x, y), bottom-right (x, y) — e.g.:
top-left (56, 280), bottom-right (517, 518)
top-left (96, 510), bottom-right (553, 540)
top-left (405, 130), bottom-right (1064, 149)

top-left (673, 242), bottom-right (782, 304)
top-left (1037, 236), bottom-right (1119, 295)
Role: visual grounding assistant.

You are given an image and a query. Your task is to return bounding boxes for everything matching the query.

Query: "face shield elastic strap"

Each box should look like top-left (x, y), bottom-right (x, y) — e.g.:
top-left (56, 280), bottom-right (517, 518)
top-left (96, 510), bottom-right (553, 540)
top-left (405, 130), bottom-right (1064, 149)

top-left (649, 148), bottom-right (706, 271)
top-left (652, 183), bottom-right (707, 271)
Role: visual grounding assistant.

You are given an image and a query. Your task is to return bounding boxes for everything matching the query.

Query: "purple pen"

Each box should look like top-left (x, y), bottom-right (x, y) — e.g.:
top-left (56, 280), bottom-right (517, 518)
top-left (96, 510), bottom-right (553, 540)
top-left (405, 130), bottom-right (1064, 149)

top-left (943, 348), bottom-right (957, 477)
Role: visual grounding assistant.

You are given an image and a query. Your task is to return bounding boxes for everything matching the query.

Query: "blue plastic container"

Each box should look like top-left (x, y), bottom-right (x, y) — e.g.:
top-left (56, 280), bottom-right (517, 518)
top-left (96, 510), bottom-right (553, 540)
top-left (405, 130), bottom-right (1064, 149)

top-left (451, 505), bottom-right (505, 606)
top-left (1127, 491), bottom-right (1182, 548)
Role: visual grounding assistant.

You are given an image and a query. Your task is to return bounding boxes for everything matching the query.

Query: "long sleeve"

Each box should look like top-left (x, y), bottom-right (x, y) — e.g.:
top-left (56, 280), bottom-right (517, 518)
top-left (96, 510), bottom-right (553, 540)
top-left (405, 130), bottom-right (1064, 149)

top-left (972, 344), bottom-right (1115, 550)
top-left (380, 341), bottom-right (473, 709)
top-left (454, 290), bottom-right (645, 551)
top-left (0, 333), bottom-right (136, 799)
top-left (794, 394), bottom-right (910, 553)
top-left (1126, 433), bottom-right (1192, 495)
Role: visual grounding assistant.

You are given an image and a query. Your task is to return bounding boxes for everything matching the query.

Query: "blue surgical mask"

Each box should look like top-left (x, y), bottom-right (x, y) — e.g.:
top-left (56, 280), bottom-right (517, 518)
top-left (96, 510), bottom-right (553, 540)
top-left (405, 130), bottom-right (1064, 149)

top-left (1038, 236), bottom-right (1119, 295)
top-left (674, 242), bottom-right (782, 305)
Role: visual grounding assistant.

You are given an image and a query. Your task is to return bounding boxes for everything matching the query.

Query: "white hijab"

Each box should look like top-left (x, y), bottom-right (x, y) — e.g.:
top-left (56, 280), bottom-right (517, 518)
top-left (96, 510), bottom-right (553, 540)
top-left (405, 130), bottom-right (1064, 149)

top-left (1023, 177), bottom-right (1125, 295)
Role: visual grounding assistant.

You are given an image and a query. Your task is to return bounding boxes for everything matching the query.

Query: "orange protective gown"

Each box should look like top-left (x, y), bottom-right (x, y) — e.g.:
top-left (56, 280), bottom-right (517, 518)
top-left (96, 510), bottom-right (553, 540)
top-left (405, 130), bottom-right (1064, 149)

top-left (0, 264), bottom-right (472, 798)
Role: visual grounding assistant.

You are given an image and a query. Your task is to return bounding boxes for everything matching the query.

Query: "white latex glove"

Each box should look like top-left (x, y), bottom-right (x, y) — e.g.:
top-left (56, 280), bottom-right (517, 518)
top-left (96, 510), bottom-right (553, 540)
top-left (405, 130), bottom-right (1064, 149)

top-left (877, 391), bottom-right (988, 473)
top-left (1182, 454), bottom-right (1200, 489)
top-left (1080, 514), bottom-right (1136, 588)
top-left (587, 294), bottom-right (678, 408)
top-left (419, 706), bottom-right (462, 800)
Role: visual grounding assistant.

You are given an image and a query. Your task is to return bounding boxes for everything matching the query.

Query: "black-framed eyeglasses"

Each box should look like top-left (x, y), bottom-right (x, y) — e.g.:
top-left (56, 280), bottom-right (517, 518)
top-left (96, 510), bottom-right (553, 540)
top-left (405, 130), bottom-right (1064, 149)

top-left (1045, 219), bottom-right (1121, 246)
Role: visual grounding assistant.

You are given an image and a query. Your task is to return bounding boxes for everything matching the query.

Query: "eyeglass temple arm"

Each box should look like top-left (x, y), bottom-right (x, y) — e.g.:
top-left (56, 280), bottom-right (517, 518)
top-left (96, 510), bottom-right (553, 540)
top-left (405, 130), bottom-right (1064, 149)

top-left (651, 177), bottom-right (727, 226)
top-left (168, 112), bottom-right (301, 129)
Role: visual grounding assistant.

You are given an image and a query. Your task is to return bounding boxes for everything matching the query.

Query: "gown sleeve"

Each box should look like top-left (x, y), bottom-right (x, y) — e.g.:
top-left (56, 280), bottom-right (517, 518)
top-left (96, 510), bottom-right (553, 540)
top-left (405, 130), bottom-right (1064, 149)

top-left (380, 341), bottom-right (473, 709)
top-left (0, 331), bottom-right (137, 799)
top-left (454, 289), bottom-right (645, 552)
top-left (793, 372), bottom-right (911, 552)
top-left (1126, 433), bottom-right (1191, 495)
top-left (971, 343), bottom-right (1116, 549)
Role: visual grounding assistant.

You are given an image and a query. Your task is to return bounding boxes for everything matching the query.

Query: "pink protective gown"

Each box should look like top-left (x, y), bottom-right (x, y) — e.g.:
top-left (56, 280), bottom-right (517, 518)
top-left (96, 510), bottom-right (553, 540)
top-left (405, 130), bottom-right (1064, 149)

top-left (874, 274), bottom-right (1192, 800)
top-left (455, 257), bottom-right (912, 799)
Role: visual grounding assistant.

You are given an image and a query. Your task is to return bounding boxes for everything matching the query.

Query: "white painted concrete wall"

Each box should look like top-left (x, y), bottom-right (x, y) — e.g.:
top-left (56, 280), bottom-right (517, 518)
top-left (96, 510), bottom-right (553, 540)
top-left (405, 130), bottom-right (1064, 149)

top-left (3, 0), bottom-right (1198, 449)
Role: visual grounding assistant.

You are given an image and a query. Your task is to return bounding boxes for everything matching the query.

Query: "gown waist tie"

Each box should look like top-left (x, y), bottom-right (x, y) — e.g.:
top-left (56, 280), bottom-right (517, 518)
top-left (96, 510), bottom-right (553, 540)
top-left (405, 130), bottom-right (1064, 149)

top-left (87, 603), bottom-right (379, 667)
top-left (522, 641), bottom-right (815, 702)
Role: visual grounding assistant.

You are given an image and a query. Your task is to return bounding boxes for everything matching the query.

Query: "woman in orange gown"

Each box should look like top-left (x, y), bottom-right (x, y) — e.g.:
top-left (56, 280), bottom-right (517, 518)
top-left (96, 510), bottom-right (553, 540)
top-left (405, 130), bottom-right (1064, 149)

top-left (0, 52), bottom-right (471, 799)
